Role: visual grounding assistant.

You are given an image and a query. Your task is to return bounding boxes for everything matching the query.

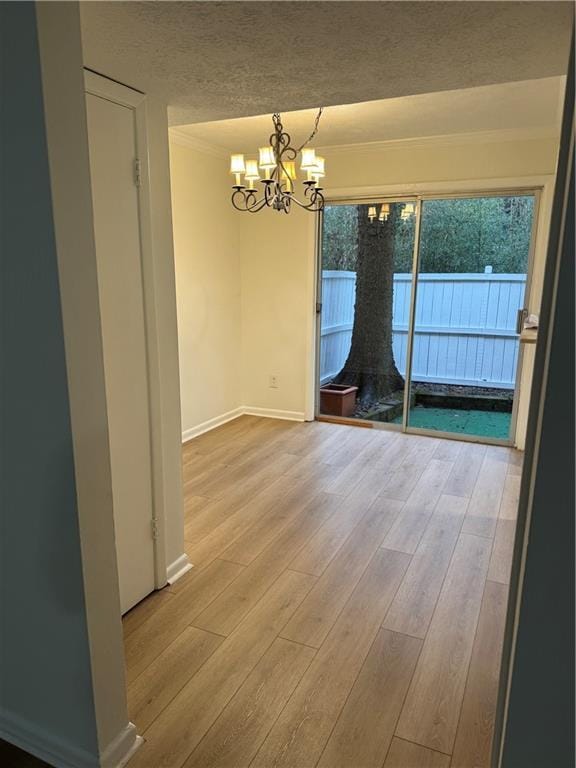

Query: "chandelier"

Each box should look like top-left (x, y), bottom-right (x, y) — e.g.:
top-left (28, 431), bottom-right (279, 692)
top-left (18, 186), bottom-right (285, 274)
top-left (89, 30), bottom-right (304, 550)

top-left (229, 109), bottom-right (326, 214)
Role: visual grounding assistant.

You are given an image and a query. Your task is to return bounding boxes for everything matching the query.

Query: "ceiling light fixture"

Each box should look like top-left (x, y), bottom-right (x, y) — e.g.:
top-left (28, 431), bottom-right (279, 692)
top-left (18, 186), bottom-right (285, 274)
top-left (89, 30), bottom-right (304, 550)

top-left (230, 109), bottom-right (325, 214)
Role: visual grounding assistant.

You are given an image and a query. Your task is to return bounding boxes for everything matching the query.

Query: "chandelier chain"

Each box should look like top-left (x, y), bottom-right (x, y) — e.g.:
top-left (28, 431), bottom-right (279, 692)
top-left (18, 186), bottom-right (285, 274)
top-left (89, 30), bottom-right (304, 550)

top-left (295, 107), bottom-right (324, 153)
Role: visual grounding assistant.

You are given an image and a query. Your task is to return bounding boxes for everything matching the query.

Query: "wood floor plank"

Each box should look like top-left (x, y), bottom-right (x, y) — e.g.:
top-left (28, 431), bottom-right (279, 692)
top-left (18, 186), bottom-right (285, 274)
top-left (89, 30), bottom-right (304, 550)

top-left (219, 464), bottom-right (340, 566)
top-left (124, 559), bottom-right (244, 683)
top-left (189, 446), bottom-right (300, 499)
top-left (129, 570), bottom-right (315, 768)
top-left (506, 449), bottom-right (524, 476)
top-left (251, 549), bottom-right (410, 768)
top-left (193, 493), bottom-right (340, 636)
top-left (381, 459), bottom-right (454, 555)
top-left (433, 439), bottom-right (464, 462)
top-left (487, 518), bottom-right (516, 585)
top-left (361, 430), bottom-right (415, 475)
top-left (180, 459), bottom-right (295, 553)
top-left (122, 588), bottom-right (174, 639)
top-left (382, 437), bottom-right (442, 501)
top-left (498, 473), bottom-right (521, 521)
top-left (183, 496), bottom-right (219, 543)
top-left (461, 455), bottom-right (508, 538)
top-left (382, 494), bottom-right (467, 638)
top-left (317, 629), bottom-right (422, 768)
top-left (293, 423), bottom-right (356, 465)
top-left (450, 581), bottom-right (508, 768)
top-left (201, 421), bottom-right (300, 467)
top-left (128, 626), bottom-right (223, 732)
top-left (384, 738), bottom-right (450, 768)
top-left (183, 462), bottom-right (229, 499)
top-left (487, 473), bottom-right (520, 584)
top-left (321, 424), bottom-right (381, 466)
top-left (484, 444), bottom-right (514, 463)
top-left (281, 498), bottom-right (404, 647)
top-left (289, 470), bottom-right (395, 576)
top-left (183, 638), bottom-right (315, 768)
top-left (321, 431), bottom-right (382, 496)
top-left (274, 420), bottom-right (343, 458)
top-left (443, 443), bottom-right (487, 497)
top-left (184, 469), bottom-right (315, 569)
top-left (395, 533), bottom-right (492, 754)
top-left (183, 493), bottom-right (211, 519)
top-left (182, 416), bottom-right (262, 456)
top-left (182, 450), bottom-right (226, 475)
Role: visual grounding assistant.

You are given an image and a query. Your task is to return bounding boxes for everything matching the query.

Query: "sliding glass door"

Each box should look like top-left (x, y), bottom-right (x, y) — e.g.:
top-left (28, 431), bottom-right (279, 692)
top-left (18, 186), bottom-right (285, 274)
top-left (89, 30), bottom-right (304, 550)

top-left (318, 200), bottom-right (417, 425)
top-left (317, 191), bottom-right (537, 444)
top-left (406, 194), bottom-right (536, 441)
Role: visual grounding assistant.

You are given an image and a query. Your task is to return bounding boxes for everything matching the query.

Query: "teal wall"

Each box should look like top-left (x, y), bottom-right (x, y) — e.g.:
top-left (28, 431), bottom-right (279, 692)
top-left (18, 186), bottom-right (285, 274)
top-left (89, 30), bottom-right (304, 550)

top-left (500, 33), bottom-right (574, 768)
top-left (0, 2), bottom-right (98, 761)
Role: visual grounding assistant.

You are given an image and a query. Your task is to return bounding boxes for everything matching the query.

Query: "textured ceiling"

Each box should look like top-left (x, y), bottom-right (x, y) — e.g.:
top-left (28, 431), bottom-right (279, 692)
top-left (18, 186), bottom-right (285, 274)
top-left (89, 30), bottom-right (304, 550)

top-left (80, 1), bottom-right (574, 126)
top-left (174, 77), bottom-right (565, 153)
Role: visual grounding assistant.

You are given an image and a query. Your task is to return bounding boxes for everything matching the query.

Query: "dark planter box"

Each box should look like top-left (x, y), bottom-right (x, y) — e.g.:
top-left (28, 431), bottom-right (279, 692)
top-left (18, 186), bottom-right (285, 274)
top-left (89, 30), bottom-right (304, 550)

top-left (320, 383), bottom-right (359, 417)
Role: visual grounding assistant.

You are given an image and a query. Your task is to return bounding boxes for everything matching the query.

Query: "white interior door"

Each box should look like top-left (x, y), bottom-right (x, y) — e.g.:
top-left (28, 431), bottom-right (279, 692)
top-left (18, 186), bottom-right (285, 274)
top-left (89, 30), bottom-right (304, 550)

top-left (86, 92), bottom-right (156, 614)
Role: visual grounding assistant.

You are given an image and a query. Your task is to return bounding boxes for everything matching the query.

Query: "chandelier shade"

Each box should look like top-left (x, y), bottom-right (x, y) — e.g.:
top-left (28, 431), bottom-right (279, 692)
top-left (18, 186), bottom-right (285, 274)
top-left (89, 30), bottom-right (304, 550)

top-left (230, 110), bottom-right (325, 214)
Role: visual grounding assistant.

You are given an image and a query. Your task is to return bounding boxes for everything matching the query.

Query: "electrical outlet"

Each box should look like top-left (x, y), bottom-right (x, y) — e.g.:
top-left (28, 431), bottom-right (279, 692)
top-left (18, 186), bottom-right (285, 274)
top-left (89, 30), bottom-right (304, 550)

top-left (269, 375), bottom-right (279, 389)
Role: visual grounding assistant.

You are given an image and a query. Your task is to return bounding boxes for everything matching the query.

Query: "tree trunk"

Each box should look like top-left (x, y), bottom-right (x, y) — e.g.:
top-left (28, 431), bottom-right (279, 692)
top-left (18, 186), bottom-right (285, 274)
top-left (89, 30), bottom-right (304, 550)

top-left (333, 204), bottom-right (404, 406)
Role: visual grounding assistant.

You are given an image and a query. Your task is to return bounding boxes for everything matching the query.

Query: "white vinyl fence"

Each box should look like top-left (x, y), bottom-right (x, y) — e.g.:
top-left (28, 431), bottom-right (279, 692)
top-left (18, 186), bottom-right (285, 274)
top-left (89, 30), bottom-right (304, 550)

top-left (320, 270), bottom-right (527, 389)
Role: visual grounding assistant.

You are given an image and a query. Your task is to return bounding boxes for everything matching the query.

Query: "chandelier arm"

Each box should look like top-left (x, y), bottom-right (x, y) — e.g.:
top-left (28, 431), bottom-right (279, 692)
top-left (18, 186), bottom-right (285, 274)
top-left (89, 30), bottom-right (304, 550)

top-left (288, 189), bottom-right (325, 212)
top-left (247, 198), bottom-right (271, 213)
top-left (231, 188), bottom-right (270, 213)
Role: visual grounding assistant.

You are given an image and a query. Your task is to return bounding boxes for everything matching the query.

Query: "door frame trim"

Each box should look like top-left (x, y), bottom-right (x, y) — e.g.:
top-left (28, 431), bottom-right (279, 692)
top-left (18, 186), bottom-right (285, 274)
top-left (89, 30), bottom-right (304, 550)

top-left (311, 175), bottom-right (555, 447)
top-left (84, 70), bottom-right (168, 590)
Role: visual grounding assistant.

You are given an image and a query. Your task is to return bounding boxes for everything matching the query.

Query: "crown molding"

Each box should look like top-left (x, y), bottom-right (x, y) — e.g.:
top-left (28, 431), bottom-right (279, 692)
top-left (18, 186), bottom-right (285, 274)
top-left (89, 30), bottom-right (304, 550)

top-left (169, 128), bottom-right (228, 158)
top-left (317, 126), bottom-right (560, 155)
top-left (168, 125), bottom-right (560, 162)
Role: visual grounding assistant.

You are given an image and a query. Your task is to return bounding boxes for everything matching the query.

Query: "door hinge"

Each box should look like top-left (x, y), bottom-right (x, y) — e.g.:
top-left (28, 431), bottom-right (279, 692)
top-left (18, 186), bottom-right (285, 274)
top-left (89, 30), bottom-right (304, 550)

top-left (151, 518), bottom-right (159, 540)
top-left (316, 301), bottom-right (322, 314)
top-left (134, 158), bottom-right (141, 187)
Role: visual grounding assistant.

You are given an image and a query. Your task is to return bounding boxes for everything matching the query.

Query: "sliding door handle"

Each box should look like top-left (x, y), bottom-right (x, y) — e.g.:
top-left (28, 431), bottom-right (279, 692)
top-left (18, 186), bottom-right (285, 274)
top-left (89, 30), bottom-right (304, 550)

top-left (516, 308), bottom-right (528, 335)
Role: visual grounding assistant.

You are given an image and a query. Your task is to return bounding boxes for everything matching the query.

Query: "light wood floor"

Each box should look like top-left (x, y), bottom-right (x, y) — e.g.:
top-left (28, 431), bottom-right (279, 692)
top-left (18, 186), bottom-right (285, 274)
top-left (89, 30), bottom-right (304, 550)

top-left (125, 416), bottom-right (522, 768)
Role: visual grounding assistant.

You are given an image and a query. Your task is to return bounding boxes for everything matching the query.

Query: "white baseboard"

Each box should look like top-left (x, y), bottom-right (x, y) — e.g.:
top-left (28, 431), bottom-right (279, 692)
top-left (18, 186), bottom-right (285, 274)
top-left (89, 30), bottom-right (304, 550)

top-left (242, 406), bottom-right (306, 421)
top-left (0, 709), bottom-right (141, 768)
top-left (101, 723), bottom-right (142, 768)
top-left (181, 406), bottom-right (305, 444)
top-left (166, 553), bottom-right (193, 584)
top-left (182, 406), bottom-right (244, 444)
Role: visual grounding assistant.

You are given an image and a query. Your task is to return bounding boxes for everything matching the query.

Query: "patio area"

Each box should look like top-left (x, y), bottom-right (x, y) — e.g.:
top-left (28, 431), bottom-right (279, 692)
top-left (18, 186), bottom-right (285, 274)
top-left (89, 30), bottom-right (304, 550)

top-left (320, 268), bottom-right (523, 441)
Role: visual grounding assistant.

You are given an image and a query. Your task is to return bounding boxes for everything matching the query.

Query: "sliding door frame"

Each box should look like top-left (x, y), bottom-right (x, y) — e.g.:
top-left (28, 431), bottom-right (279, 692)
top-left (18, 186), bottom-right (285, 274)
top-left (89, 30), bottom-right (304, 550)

top-left (316, 182), bottom-right (546, 446)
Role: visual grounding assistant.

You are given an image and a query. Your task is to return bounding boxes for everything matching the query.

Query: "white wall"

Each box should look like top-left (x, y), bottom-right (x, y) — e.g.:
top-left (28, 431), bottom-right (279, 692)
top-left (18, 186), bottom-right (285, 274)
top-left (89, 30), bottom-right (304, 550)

top-left (170, 140), bottom-right (243, 439)
top-left (240, 205), bottom-right (317, 419)
top-left (170, 132), bottom-right (559, 447)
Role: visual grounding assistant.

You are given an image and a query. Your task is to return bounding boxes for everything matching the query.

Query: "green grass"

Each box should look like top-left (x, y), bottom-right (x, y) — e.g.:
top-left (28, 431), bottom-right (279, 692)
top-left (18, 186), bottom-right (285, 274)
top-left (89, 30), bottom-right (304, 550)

top-left (393, 406), bottom-right (511, 439)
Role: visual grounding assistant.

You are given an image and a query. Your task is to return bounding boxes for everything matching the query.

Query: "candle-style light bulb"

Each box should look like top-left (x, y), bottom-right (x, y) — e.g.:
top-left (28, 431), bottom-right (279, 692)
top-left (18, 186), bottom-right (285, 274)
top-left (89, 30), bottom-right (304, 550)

top-left (301, 147), bottom-right (317, 170)
top-left (230, 154), bottom-right (246, 186)
top-left (259, 146), bottom-right (276, 177)
top-left (245, 159), bottom-right (260, 190)
top-left (310, 156), bottom-right (325, 184)
top-left (281, 161), bottom-right (297, 192)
